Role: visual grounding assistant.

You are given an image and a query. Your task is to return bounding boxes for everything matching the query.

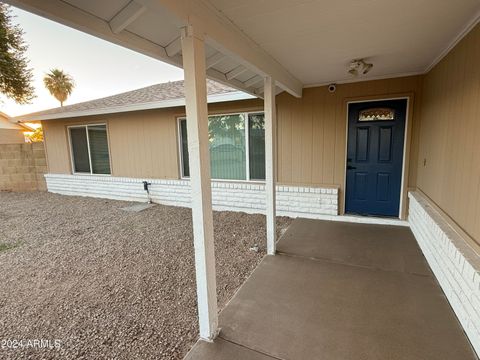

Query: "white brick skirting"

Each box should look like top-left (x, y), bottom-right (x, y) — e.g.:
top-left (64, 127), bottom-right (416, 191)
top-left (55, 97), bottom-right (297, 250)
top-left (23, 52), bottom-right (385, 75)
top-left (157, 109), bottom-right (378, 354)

top-left (44, 174), bottom-right (338, 218)
top-left (409, 191), bottom-right (480, 355)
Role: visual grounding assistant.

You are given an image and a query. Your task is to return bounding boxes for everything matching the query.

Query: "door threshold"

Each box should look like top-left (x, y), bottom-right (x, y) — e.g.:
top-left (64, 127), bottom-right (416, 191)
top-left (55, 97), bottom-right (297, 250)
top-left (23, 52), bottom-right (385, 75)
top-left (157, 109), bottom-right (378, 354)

top-left (338, 214), bottom-right (409, 226)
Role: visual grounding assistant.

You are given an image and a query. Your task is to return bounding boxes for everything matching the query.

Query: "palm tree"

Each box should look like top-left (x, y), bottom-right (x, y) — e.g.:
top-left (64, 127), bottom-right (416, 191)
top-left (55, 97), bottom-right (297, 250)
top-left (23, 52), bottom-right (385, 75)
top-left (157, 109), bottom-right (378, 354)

top-left (43, 69), bottom-right (75, 106)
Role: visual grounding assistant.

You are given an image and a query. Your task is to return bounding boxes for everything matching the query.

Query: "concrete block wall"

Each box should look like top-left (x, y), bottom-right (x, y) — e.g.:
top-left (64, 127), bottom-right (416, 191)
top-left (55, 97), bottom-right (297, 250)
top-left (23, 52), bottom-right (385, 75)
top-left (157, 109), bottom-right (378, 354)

top-left (44, 174), bottom-right (339, 217)
top-left (0, 143), bottom-right (47, 191)
top-left (409, 191), bottom-right (480, 354)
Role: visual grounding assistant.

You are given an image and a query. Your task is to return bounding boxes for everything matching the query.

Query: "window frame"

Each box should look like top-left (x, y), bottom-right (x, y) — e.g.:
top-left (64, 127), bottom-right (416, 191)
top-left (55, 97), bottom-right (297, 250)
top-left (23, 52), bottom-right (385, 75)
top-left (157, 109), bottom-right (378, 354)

top-left (177, 111), bottom-right (266, 183)
top-left (67, 123), bottom-right (112, 176)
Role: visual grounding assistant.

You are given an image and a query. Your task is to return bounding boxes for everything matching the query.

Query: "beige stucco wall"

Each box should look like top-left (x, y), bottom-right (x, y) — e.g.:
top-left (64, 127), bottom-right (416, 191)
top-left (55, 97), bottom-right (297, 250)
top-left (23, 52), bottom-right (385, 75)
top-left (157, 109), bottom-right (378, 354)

top-left (416, 23), bottom-right (480, 245)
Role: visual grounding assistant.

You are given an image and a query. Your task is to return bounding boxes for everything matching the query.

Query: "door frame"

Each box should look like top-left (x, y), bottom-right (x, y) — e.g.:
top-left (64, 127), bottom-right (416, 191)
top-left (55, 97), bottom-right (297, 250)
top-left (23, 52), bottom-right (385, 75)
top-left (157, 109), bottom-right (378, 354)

top-left (342, 94), bottom-right (414, 220)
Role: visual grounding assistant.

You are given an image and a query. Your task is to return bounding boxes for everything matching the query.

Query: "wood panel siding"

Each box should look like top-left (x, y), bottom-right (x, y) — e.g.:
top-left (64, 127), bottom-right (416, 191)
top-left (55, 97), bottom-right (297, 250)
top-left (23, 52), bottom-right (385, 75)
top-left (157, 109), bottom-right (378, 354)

top-left (416, 23), bottom-right (480, 245)
top-left (276, 76), bottom-right (423, 214)
top-left (42, 120), bottom-right (72, 174)
top-left (42, 99), bottom-right (263, 179)
top-left (42, 109), bottom-right (181, 178)
top-left (108, 109), bottom-right (180, 179)
top-left (42, 80), bottom-right (421, 217)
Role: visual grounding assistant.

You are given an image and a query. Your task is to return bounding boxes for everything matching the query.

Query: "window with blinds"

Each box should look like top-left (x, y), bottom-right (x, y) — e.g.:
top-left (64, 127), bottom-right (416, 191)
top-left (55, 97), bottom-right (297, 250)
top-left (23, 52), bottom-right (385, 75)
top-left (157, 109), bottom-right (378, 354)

top-left (179, 112), bottom-right (265, 181)
top-left (69, 124), bottom-right (111, 175)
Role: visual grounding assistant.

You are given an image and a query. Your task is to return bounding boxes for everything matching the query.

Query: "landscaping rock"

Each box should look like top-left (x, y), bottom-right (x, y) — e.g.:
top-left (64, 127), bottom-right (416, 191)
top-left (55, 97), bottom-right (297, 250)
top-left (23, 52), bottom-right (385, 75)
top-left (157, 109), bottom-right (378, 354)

top-left (0, 192), bottom-right (291, 360)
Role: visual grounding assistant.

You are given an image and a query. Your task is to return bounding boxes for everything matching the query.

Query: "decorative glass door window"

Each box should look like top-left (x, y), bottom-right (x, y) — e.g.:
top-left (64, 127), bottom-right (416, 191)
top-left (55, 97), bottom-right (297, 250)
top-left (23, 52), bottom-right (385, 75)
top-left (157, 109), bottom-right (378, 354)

top-left (359, 108), bottom-right (395, 121)
top-left (179, 112), bottom-right (265, 181)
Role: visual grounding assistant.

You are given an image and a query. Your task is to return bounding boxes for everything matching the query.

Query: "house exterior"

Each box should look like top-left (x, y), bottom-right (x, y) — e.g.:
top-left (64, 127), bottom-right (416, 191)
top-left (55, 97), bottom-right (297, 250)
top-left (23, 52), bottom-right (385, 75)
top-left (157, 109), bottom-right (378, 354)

top-left (9, 0), bottom-right (480, 354)
top-left (0, 112), bottom-right (26, 144)
top-left (18, 76), bottom-right (425, 221)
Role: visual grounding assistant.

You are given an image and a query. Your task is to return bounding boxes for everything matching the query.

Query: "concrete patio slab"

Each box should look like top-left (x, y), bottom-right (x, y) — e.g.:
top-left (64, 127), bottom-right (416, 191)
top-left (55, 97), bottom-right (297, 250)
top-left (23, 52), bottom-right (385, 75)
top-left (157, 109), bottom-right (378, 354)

top-left (218, 255), bottom-right (476, 360)
top-left (184, 338), bottom-right (275, 360)
top-left (120, 203), bottom-right (155, 212)
top-left (185, 219), bottom-right (477, 360)
top-left (277, 218), bottom-right (430, 275)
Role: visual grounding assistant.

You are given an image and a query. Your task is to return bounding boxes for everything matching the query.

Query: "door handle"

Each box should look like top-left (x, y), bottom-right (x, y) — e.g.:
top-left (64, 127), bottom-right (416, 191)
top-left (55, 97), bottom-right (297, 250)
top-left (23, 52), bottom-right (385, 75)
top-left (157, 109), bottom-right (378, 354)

top-left (347, 165), bottom-right (356, 170)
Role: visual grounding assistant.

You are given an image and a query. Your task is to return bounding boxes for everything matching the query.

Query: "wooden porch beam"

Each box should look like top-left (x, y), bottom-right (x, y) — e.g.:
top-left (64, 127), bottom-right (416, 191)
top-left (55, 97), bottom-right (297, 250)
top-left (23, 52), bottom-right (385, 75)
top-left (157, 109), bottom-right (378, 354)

top-left (206, 68), bottom-right (262, 98)
top-left (264, 76), bottom-right (277, 255)
top-left (206, 52), bottom-right (226, 69)
top-left (244, 75), bottom-right (263, 88)
top-left (226, 66), bottom-right (248, 81)
top-left (254, 87), bottom-right (264, 96)
top-left (5, 0), bottom-right (261, 97)
top-left (137, 0), bottom-right (303, 97)
top-left (165, 37), bottom-right (182, 57)
top-left (181, 25), bottom-right (218, 341)
top-left (109, 1), bottom-right (146, 34)
top-left (4, 0), bottom-right (182, 67)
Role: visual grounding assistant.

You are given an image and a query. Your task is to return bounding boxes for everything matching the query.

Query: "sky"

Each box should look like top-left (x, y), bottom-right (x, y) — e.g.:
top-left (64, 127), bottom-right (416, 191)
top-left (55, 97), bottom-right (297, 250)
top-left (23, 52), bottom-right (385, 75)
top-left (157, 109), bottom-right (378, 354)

top-left (1, 6), bottom-right (184, 117)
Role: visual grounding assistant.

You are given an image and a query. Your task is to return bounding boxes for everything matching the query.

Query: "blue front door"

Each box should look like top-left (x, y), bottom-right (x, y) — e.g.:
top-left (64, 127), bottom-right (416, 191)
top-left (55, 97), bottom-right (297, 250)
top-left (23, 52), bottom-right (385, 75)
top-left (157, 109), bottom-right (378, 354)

top-left (345, 99), bottom-right (406, 217)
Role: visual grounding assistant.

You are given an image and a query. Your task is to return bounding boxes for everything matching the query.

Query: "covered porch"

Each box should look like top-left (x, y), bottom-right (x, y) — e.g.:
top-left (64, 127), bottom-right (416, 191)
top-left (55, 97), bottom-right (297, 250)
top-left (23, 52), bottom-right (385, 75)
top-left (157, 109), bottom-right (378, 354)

top-left (186, 217), bottom-right (477, 359)
top-left (5, 0), bottom-right (480, 358)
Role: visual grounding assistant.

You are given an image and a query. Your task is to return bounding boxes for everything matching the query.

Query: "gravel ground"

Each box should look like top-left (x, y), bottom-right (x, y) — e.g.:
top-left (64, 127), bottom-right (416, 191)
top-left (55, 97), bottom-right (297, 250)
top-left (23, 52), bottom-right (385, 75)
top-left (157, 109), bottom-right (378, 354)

top-left (0, 191), bottom-right (291, 360)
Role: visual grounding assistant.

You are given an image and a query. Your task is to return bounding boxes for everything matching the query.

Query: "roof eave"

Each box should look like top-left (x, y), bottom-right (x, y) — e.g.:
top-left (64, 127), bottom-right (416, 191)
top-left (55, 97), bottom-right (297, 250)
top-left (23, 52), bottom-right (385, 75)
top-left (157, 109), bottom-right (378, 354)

top-left (15, 91), bottom-right (256, 122)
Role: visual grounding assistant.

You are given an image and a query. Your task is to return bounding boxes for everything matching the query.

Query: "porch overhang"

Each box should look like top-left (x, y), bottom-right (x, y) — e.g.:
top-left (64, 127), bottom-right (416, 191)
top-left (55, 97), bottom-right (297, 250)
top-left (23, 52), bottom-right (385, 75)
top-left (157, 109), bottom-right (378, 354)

top-left (5, 0), bottom-right (303, 98)
top-left (7, 0), bottom-right (480, 348)
top-left (5, 0), bottom-right (480, 96)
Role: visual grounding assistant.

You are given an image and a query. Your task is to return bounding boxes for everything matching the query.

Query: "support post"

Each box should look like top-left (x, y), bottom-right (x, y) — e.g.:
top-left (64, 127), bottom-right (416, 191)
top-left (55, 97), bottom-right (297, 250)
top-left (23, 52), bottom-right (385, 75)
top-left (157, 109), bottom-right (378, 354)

top-left (181, 26), bottom-right (218, 341)
top-left (264, 76), bottom-right (277, 255)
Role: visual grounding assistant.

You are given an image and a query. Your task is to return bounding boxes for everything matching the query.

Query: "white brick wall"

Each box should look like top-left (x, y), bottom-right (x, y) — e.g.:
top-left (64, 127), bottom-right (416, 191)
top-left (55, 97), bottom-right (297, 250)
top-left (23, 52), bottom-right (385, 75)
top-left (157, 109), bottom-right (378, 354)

top-left (409, 191), bottom-right (480, 355)
top-left (44, 174), bottom-right (338, 217)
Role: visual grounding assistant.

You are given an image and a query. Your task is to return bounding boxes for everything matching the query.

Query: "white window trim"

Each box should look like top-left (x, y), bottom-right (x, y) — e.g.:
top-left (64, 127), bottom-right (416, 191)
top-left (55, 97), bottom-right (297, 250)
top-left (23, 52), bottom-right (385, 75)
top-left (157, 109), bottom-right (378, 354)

top-left (67, 123), bottom-right (112, 176)
top-left (177, 111), bottom-right (266, 183)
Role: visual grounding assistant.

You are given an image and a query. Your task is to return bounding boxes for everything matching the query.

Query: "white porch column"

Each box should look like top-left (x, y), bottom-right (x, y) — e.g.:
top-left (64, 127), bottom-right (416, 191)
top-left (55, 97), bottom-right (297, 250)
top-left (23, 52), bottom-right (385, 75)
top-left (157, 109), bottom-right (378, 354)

top-left (264, 76), bottom-right (277, 255)
top-left (181, 26), bottom-right (218, 340)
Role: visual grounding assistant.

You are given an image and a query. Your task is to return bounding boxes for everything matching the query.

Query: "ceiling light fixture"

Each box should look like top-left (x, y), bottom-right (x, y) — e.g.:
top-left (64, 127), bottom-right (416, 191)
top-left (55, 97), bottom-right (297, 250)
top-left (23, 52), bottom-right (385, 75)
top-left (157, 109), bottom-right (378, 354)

top-left (348, 59), bottom-right (373, 76)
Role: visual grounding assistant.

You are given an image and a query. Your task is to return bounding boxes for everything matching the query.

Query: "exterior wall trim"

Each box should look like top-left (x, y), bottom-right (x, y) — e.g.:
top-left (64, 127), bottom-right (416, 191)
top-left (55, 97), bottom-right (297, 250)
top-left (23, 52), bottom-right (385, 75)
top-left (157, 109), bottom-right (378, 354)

top-left (424, 9), bottom-right (480, 73)
top-left (303, 71), bottom-right (424, 89)
top-left (409, 191), bottom-right (480, 355)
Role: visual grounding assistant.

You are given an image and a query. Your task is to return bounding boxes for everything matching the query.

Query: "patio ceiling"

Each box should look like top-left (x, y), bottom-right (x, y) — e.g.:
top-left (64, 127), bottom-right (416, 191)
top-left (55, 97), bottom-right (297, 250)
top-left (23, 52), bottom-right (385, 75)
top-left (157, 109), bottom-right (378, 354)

top-left (210, 0), bottom-right (480, 86)
top-left (6, 0), bottom-right (480, 96)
